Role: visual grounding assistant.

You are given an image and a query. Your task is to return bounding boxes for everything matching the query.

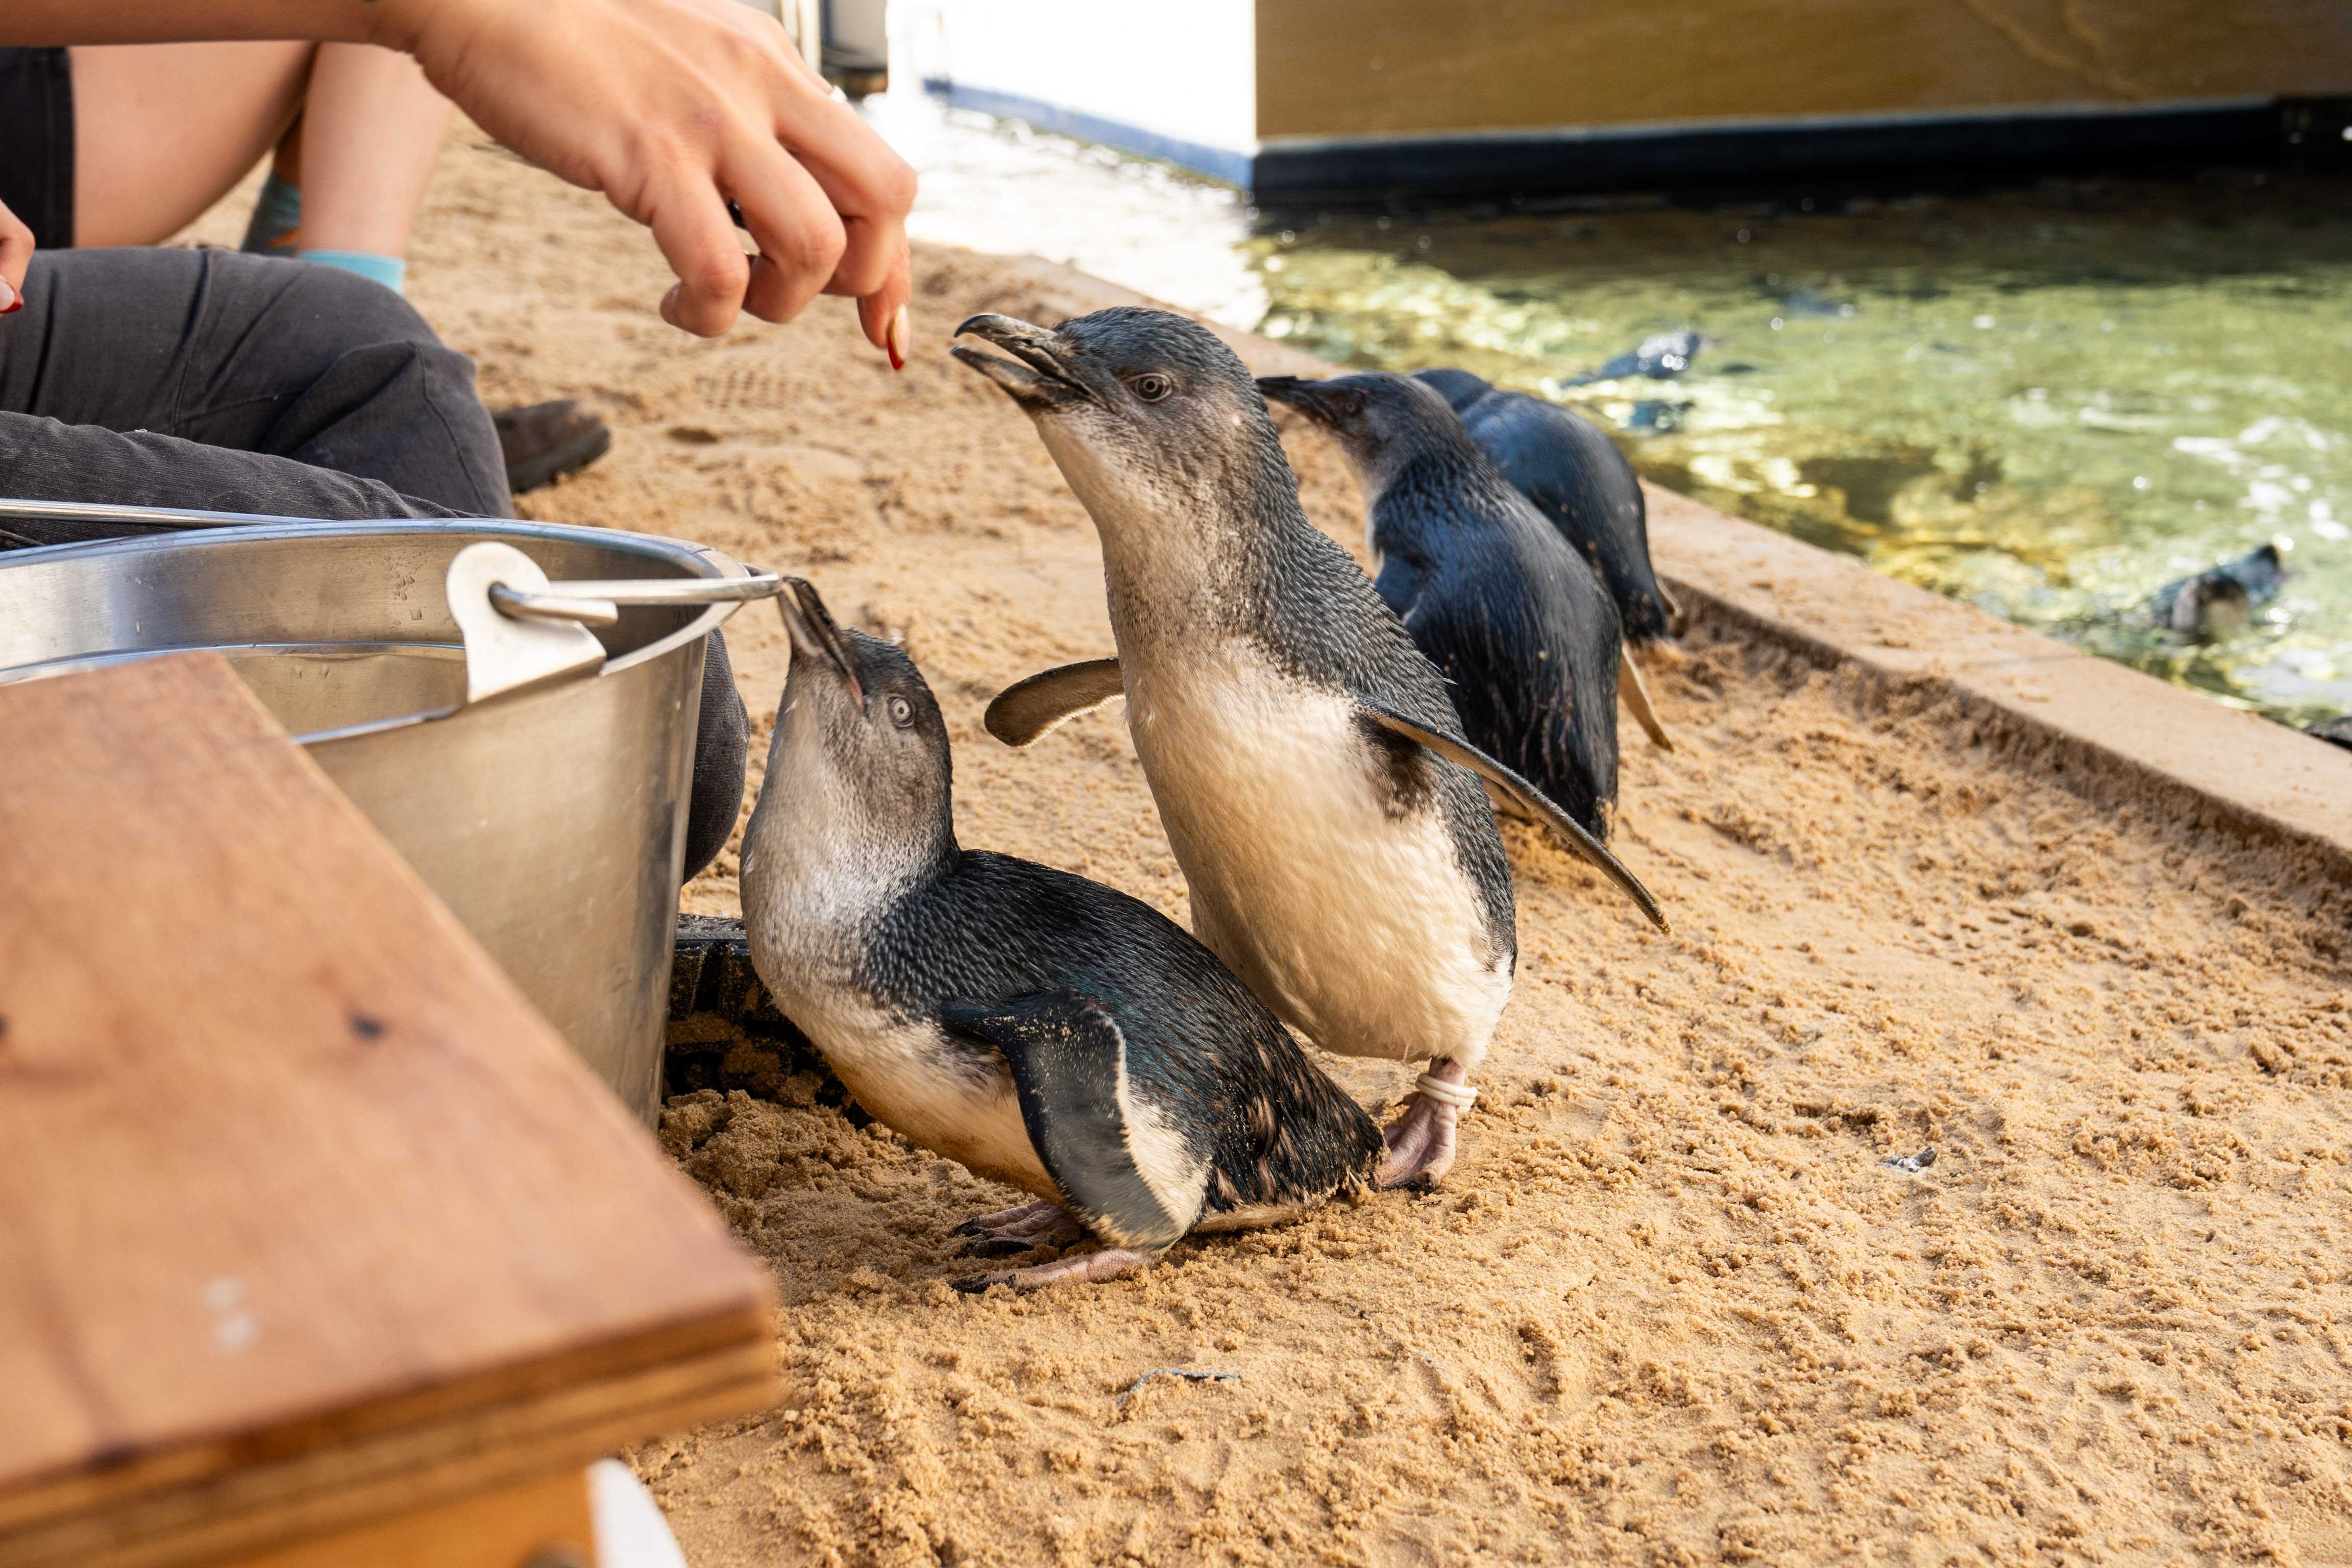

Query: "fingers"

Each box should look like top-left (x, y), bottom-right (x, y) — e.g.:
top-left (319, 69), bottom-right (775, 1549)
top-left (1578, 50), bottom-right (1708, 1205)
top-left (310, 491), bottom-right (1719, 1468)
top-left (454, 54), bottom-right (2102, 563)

top-left (0, 198), bottom-right (32, 314)
top-left (727, 144), bottom-right (847, 328)
top-left (647, 172), bottom-right (752, 337)
top-left (854, 242), bottom-right (912, 366)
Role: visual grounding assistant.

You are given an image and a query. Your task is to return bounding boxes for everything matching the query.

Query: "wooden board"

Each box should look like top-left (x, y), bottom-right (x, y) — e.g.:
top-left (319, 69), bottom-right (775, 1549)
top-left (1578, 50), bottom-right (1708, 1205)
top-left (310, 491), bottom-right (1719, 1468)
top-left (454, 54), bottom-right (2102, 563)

top-left (0, 653), bottom-right (777, 1568)
top-left (227, 1465), bottom-right (591, 1568)
top-left (1256, 0), bottom-right (2352, 139)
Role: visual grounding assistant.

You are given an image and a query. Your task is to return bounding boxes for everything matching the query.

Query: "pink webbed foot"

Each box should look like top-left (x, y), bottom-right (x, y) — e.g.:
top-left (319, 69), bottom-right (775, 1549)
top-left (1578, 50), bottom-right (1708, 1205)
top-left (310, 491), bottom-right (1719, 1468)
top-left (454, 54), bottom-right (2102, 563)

top-left (950, 1197), bottom-right (1087, 1258)
top-left (952, 1246), bottom-right (1161, 1293)
top-left (1379, 1058), bottom-right (1476, 1188)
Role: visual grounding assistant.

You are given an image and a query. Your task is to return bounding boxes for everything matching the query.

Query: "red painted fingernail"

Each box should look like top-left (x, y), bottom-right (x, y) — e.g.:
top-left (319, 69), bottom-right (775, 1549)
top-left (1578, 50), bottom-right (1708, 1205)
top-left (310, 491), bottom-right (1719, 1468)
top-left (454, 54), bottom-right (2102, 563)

top-left (887, 304), bottom-right (908, 371)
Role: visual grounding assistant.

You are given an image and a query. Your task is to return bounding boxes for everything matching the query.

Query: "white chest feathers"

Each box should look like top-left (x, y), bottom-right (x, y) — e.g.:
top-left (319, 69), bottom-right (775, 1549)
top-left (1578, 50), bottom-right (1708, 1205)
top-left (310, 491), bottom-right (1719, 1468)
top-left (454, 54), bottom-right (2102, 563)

top-left (1122, 656), bottom-right (1510, 1070)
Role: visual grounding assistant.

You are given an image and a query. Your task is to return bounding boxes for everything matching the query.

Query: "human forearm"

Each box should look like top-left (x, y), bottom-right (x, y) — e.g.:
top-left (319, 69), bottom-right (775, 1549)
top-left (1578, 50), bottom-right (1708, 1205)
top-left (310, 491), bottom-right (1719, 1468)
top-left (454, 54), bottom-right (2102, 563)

top-left (0, 0), bottom-right (914, 348)
top-left (0, 3), bottom-right (390, 46)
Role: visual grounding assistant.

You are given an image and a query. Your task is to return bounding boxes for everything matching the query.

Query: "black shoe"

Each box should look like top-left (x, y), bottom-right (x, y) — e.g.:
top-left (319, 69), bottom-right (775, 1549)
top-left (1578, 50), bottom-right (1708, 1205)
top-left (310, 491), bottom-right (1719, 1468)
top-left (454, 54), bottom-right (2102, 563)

top-left (494, 399), bottom-right (612, 494)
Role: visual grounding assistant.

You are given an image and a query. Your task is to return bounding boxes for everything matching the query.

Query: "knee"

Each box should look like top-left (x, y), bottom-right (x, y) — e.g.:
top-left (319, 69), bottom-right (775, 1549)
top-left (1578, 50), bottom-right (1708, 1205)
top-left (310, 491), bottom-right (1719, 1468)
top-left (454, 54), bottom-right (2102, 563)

top-left (258, 253), bottom-right (444, 354)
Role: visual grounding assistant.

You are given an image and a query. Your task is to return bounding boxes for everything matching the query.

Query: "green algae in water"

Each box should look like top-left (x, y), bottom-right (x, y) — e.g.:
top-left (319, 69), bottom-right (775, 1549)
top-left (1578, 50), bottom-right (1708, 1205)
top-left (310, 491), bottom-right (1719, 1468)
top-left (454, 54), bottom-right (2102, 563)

top-left (1254, 179), bottom-right (2352, 727)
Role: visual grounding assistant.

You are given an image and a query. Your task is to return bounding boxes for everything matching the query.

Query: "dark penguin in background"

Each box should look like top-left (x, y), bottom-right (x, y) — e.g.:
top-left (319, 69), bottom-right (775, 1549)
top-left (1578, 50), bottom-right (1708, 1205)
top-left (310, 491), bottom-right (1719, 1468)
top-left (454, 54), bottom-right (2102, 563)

top-left (1411, 369), bottom-right (1674, 647)
top-left (738, 579), bottom-right (1386, 1291)
top-left (954, 306), bottom-right (1664, 1185)
top-left (2147, 541), bottom-right (2288, 641)
top-left (1413, 369), bottom-right (1678, 750)
top-left (1258, 371), bottom-right (1624, 840)
top-left (1560, 329), bottom-right (1704, 386)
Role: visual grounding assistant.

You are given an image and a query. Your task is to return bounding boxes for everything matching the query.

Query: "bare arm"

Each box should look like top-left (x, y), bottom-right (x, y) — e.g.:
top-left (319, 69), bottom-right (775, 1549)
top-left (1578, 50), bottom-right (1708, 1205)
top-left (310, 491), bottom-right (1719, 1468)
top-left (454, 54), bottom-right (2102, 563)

top-left (0, 0), bottom-right (915, 352)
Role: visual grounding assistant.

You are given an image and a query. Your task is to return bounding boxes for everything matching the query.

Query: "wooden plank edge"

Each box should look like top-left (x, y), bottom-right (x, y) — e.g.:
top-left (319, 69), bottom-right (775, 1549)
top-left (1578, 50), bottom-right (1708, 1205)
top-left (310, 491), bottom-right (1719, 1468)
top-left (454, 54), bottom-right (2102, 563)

top-left (0, 1302), bottom-right (768, 1534)
top-left (0, 1333), bottom-right (777, 1568)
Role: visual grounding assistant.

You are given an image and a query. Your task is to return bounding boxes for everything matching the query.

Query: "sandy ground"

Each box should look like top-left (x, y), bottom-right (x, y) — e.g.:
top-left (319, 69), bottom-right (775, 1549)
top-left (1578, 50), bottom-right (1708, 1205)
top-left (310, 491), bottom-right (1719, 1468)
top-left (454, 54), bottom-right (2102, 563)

top-left (185, 133), bottom-right (2352, 1565)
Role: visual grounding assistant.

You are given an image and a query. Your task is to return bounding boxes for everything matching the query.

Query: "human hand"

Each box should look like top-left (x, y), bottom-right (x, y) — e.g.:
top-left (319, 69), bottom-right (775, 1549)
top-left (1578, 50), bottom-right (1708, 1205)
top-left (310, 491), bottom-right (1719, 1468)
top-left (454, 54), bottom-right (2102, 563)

top-left (0, 198), bottom-right (31, 315)
top-left (378, 0), bottom-right (914, 355)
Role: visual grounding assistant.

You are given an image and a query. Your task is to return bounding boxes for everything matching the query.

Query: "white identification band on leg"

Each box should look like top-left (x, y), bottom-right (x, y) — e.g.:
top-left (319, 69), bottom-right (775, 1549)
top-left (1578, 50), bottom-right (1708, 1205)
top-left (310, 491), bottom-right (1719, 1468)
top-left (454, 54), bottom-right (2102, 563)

top-left (1413, 1072), bottom-right (1477, 1110)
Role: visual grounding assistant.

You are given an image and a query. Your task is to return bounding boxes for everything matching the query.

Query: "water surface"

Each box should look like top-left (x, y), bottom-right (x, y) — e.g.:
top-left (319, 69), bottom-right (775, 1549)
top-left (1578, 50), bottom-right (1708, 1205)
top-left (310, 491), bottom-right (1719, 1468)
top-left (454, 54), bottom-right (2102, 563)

top-left (1254, 179), bottom-right (2352, 725)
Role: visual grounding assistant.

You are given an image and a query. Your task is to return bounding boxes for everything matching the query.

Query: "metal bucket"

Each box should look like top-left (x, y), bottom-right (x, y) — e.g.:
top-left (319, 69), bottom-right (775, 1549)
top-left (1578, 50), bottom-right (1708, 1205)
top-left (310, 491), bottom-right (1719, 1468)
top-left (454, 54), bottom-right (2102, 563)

top-left (0, 504), bottom-right (779, 1126)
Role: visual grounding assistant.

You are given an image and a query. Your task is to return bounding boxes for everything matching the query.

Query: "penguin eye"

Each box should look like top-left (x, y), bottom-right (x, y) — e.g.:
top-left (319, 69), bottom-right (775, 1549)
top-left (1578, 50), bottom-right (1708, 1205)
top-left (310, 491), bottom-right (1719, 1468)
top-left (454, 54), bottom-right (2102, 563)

top-left (887, 695), bottom-right (914, 728)
top-left (1131, 373), bottom-right (1174, 403)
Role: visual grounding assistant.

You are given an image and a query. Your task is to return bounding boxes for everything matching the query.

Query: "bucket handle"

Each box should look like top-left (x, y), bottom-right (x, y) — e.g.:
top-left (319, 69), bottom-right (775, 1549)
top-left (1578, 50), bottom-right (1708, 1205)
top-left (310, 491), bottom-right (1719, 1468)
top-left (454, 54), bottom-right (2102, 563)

top-left (486, 572), bottom-right (783, 628)
top-left (447, 544), bottom-right (781, 707)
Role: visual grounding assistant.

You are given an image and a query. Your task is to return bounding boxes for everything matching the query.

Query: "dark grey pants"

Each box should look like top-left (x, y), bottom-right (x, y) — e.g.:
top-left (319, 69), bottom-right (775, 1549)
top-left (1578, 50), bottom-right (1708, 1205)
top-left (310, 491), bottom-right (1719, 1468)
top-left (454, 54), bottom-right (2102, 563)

top-left (0, 248), bottom-right (748, 877)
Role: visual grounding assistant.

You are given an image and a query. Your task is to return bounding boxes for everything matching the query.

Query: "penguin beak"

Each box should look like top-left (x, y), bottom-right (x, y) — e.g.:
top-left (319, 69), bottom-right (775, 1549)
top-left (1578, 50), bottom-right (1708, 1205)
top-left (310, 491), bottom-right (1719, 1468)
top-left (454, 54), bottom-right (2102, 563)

top-left (777, 577), bottom-right (865, 713)
top-left (1256, 376), bottom-right (1355, 428)
top-left (951, 314), bottom-right (1094, 410)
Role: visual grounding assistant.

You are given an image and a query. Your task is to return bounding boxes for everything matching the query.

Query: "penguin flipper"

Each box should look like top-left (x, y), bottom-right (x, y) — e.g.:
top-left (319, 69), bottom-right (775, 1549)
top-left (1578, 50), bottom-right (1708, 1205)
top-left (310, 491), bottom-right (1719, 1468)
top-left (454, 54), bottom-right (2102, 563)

top-left (1619, 650), bottom-right (1675, 751)
top-left (941, 993), bottom-right (1193, 1252)
top-left (984, 658), bottom-right (1125, 747)
top-left (1355, 699), bottom-right (1669, 932)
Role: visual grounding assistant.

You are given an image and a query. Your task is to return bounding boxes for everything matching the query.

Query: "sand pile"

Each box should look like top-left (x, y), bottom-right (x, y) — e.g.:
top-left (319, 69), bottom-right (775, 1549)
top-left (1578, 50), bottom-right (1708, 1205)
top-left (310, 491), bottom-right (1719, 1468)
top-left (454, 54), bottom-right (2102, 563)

top-left (182, 129), bottom-right (2352, 1565)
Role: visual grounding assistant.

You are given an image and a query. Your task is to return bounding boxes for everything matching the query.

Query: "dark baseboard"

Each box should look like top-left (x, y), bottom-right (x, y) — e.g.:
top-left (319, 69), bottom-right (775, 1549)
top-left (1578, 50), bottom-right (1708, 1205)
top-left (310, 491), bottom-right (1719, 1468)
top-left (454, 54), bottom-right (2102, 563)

top-left (1252, 97), bottom-right (2337, 207)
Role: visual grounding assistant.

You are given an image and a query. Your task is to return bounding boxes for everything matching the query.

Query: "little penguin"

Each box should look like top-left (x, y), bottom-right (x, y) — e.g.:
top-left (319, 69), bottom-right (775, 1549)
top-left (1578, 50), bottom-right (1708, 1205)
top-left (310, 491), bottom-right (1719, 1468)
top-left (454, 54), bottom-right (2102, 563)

top-left (1413, 366), bottom-right (1678, 748)
top-left (1258, 370), bottom-right (1624, 838)
top-left (1561, 329), bottom-right (1704, 386)
top-left (2147, 541), bottom-right (2288, 641)
top-left (953, 306), bottom-right (1665, 1185)
top-left (738, 578), bottom-right (1386, 1291)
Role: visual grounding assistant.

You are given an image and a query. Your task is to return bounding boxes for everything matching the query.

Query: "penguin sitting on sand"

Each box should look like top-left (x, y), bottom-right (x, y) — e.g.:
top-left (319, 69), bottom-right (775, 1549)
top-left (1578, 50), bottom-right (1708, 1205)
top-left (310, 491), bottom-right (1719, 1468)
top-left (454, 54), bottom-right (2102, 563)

top-left (1412, 368), bottom-right (1677, 750)
top-left (954, 306), bottom-right (1664, 1186)
top-left (738, 578), bottom-right (1387, 1291)
top-left (1258, 371), bottom-right (1626, 840)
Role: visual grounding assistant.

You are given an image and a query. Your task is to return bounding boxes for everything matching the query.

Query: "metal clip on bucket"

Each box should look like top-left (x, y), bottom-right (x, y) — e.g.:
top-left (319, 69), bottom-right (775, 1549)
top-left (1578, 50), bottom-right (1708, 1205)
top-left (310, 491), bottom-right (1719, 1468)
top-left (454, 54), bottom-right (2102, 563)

top-left (446, 541), bottom-right (781, 706)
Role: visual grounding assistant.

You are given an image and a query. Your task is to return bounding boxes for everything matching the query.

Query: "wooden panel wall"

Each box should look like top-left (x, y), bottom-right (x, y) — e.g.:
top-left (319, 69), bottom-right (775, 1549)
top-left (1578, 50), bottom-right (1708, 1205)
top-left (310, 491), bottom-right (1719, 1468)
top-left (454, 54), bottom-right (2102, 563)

top-left (1256, 0), bottom-right (2352, 140)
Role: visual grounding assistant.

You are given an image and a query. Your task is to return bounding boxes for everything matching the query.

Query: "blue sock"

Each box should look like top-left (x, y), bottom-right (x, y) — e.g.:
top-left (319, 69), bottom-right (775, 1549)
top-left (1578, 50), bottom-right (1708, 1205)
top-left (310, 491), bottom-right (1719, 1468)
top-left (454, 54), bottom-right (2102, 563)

top-left (240, 173), bottom-right (304, 256)
top-left (297, 250), bottom-right (409, 296)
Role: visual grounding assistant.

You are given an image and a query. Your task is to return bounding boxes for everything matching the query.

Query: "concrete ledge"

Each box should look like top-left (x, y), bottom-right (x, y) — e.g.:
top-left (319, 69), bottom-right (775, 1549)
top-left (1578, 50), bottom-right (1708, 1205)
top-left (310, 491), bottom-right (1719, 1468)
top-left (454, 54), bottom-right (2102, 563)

top-left (1642, 486), bottom-right (2352, 889)
top-left (933, 244), bottom-right (2352, 897)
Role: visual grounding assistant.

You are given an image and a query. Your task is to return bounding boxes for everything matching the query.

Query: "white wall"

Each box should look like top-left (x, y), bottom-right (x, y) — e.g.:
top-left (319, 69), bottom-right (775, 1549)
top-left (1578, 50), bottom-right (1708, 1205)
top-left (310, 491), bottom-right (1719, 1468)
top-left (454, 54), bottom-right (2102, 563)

top-left (896, 1), bottom-right (1257, 158)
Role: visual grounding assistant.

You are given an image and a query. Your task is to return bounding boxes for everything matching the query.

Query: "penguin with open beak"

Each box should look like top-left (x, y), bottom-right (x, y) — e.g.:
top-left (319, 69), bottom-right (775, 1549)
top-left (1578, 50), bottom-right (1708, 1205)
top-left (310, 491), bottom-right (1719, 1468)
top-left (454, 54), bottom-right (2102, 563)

top-left (1260, 370), bottom-right (1626, 839)
top-left (1412, 368), bottom-right (1678, 749)
top-left (953, 307), bottom-right (1665, 1186)
top-left (738, 578), bottom-right (1385, 1291)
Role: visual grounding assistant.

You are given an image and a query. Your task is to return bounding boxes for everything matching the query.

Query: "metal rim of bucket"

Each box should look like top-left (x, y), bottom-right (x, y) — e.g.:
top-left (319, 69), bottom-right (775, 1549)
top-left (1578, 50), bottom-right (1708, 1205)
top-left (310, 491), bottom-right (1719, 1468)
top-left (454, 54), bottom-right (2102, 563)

top-left (0, 503), bottom-right (772, 687)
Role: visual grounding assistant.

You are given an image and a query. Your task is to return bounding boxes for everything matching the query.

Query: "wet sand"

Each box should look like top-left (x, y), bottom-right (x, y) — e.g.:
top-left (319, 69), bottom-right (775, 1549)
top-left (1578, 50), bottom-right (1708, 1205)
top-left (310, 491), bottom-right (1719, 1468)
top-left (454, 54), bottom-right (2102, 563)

top-left (184, 132), bottom-right (2352, 1565)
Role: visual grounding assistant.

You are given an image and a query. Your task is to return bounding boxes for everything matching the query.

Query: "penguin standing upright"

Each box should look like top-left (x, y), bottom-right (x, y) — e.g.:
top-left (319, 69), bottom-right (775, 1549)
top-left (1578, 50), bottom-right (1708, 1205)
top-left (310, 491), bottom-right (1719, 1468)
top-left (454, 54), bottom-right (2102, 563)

top-left (955, 307), bottom-right (1664, 1185)
top-left (1414, 368), bottom-right (1678, 749)
top-left (738, 579), bottom-right (1386, 1291)
top-left (1258, 371), bottom-right (1624, 839)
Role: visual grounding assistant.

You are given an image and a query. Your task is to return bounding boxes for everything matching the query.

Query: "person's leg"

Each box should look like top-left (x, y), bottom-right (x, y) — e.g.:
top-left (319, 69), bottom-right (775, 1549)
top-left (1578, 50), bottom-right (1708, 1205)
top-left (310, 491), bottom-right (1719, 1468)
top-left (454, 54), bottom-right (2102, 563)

top-left (0, 49), bottom-right (77, 251)
top-left (0, 248), bottom-right (510, 519)
top-left (67, 42), bottom-right (314, 248)
top-left (287, 44), bottom-right (456, 266)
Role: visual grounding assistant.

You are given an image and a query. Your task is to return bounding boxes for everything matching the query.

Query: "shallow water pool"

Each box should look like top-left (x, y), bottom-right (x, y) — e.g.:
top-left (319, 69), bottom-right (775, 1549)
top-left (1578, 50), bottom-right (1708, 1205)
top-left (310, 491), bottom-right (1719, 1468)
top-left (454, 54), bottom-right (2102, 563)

top-left (1253, 178), bottom-right (2352, 727)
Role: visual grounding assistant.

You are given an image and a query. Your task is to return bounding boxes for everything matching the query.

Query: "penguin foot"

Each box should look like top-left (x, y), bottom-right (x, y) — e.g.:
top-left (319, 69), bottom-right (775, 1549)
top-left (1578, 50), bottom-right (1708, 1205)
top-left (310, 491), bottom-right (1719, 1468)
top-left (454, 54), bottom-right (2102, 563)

top-left (952, 1246), bottom-right (1161, 1294)
top-left (950, 1198), bottom-right (1086, 1255)
top-left (1378, 1060), bottom-right (1475, 1188)
top-left (950, 1197), bottom-right (1063, 1238)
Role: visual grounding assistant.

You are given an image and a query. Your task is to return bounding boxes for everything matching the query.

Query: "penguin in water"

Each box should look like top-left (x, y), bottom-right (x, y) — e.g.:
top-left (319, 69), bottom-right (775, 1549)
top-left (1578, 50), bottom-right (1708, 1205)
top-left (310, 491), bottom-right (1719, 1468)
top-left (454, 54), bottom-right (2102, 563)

top-left (1559, 329), bottom-right (1704, 386)
top-left (1257, 371), bottom-right (1624, 839)
top-left (954, 306), bottom-right (1665, 1185)
top-left (2147, 542), bottom-right (2288, 641)
top-left (1410, 368), bottom-right (1676, 750)
top-left (738, 578), bottom-right (1386, 1291)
